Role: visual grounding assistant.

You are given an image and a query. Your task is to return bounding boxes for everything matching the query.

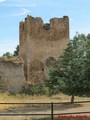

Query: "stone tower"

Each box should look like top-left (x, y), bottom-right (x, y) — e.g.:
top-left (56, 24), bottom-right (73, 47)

top-left (19, 15), bottom-right (69, 84)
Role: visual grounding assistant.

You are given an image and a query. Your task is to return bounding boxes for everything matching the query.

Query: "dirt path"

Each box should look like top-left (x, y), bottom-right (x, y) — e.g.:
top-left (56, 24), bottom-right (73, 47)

top-left (0, 103), bottom-right (90, 115)
top-left (0, 103), bottom-right (89, 120)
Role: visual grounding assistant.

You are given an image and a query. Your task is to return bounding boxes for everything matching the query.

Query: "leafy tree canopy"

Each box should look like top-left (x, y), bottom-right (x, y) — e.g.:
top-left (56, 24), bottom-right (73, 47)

top-left (44, 33), bottom-right (90, 103)
top-left (13, 45), bottom-right (19, 56)
top-left (3, 52), bottom-right (12, 57)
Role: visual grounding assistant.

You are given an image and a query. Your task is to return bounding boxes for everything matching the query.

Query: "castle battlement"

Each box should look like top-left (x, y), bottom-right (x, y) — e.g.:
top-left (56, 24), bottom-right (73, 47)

top-left (20, 15), bottom-right (69, 33)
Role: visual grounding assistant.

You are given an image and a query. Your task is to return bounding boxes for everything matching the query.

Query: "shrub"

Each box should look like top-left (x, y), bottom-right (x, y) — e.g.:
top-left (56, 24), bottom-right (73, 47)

top-left (20, 84), bottom-right (46, 95)
top-left (0, 75), bottom-right (3, 91)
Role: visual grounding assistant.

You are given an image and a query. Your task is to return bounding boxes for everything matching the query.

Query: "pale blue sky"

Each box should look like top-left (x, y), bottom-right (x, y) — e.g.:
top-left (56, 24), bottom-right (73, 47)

top-left (0, 0), bottom-right (90, 56)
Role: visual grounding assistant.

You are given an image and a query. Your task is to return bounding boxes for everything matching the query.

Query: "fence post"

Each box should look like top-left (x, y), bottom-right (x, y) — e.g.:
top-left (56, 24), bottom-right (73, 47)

top-left (51, 102), bottom-right (53, 120)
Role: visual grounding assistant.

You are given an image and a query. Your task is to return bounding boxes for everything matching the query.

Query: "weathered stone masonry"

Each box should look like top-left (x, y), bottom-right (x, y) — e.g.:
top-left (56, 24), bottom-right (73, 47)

top-left (19, 15), bottom-right (69, 84)
top-left (0, 56), bottom-right (26, 92)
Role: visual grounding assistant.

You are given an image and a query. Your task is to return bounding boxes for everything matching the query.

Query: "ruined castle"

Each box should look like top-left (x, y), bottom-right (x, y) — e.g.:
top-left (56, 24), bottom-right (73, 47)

top-left (0, 15), bottom-right (69, 92)
top-left (19, 15), bottom-right (69, 84)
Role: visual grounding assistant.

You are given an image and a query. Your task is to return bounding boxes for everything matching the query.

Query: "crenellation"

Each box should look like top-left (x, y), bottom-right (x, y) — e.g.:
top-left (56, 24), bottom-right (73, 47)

top-left (63, 16), bottom-right (69, 18)
top-left (50, 16), bottom-right (69, 30)
top-left (43, 23), bottom-right (51, 30)
top-left (26, 16), bottom-right (43, 30)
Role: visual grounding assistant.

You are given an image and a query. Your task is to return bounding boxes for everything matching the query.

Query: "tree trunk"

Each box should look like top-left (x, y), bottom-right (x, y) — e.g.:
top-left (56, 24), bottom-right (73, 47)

top-left (71, 95), bottom-right (74, 104)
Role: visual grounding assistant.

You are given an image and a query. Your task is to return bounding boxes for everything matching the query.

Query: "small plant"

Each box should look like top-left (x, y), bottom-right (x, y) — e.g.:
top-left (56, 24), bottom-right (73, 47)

top-left (20, 84), bottom-right (46, 95)
top-left (8, 90), bottom-right (17, 96)
top-left (0, 75), bottom-right (3, 91)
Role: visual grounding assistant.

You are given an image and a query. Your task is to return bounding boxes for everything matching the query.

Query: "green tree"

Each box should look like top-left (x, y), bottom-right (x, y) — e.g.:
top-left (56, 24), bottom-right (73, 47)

top-left (13, 45), bottom-right (19, 56)
top-left (3, 45), bottom-right (19, 57)
top-left (44, 34), bottom-right (90, 103)
top-left (80, 34), bottom-right (90, 96)
top-left (3, 52), bottom-right (12, 56)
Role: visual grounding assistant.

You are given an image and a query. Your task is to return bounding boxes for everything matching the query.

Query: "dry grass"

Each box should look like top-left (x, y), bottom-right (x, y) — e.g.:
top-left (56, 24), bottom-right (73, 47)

top-left (0, 92), bottom-right (90, 103)
top-left (0, 93), bottom-right (89, 120)
top-left (0, 93), bottom-right (90, 110)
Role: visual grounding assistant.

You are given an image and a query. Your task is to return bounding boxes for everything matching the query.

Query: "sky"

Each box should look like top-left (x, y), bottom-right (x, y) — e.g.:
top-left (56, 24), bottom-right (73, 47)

top-left (0, 0), bottom-right (90, 56)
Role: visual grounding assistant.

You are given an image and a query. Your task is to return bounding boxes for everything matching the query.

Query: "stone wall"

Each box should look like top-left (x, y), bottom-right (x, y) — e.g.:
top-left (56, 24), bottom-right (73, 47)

top-left (19, 15), bottom-right (69, 84)
top-left (0, 56), bottom-right (26, 92)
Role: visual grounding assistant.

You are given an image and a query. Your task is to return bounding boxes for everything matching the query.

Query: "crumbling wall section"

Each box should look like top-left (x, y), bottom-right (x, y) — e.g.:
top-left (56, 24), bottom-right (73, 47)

top-left (0, 56), bottom-right (26, 92)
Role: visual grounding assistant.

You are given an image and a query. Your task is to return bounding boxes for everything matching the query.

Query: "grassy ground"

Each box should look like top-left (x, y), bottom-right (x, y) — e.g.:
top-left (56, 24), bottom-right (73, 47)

top-left (0, 92), bottom-right (90, 103)
top-left (0, 93), bottom-right (90, 110)
top-left (0, 93), bottom-right (89, 120)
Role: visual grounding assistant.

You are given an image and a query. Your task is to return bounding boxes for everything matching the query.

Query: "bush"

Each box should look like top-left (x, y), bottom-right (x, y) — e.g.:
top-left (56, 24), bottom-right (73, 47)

top-left (0, 75), bottom-right (3, 91)
top-left (8, 90), bottom-right (17, 96)
top-left (20, 84), bottom-right (46, 95)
